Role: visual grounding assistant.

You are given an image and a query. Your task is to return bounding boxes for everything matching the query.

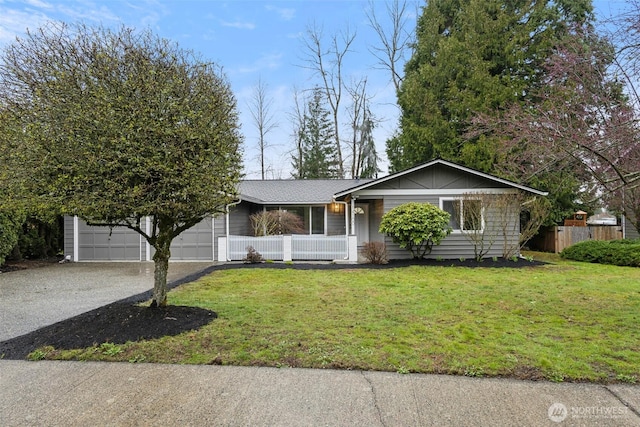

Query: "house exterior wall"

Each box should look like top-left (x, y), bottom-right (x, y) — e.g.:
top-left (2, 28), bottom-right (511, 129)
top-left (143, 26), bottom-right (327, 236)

top-left (228, 202), bottom-right (348, 236)
top-left (375, 193), bottom-right (519, 260)
top-left (327, 209), bottom-right (347, 235)
top-left (229, 203), bottom-right (252, 235)
top-left (354, 163), bottom-right (523, 260)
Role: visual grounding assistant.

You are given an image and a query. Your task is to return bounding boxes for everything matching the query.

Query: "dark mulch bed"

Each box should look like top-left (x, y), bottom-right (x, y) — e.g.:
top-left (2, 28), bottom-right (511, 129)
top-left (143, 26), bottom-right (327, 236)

top-left (216, 256), bottom-right (545, 270)
top-left (0, 304), bottom-right (217, 360)
top-left (0, 257), bottom-right (545, 360)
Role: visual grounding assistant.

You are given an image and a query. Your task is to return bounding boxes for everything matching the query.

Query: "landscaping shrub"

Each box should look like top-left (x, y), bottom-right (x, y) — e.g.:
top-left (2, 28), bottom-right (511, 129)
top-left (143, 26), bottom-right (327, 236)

top-left (361, 241), bottom-right (388, 264)
top-left (560, 239), bottom-right (640, 267)
top-left (379, 202), bottom-right (452, 259)
top-left (15, 215), bottom-right (64, 260)
top-left (243, 246), bottom-right (264, 264)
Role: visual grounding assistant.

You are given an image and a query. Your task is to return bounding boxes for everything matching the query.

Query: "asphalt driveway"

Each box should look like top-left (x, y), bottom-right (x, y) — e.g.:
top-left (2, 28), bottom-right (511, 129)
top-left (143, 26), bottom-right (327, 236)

top-left (0, 262), bottom-right (213, 341)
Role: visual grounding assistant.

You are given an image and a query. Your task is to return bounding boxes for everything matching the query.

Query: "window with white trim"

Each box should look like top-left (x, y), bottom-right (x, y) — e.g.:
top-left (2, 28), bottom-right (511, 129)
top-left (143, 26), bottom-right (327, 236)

top-left (441, 198), bottom-right (484, 232)
top-left (266, 206), bottom-right (326, 234)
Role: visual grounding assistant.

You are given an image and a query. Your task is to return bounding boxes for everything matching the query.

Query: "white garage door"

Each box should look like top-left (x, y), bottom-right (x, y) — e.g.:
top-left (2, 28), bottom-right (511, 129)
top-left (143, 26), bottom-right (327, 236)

top-left (78, 220), bottom-right (142, 261)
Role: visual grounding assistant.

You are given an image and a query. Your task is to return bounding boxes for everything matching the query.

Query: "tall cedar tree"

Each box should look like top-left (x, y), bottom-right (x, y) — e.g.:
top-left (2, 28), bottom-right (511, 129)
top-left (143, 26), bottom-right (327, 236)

top-left (292, 88), bottom-right (340, 179)
top-left (0, 23), bottom-right (243, 307)
top-left (388, 0), bottom-right (594, 173)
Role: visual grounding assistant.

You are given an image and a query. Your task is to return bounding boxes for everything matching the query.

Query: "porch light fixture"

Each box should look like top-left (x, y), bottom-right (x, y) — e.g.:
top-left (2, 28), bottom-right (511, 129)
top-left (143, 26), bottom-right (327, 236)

top-left (332, 202), bottom-right (344, 214)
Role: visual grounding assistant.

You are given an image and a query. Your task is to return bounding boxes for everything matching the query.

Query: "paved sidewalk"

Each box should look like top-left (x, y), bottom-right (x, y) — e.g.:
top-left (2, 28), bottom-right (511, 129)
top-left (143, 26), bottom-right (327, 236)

top-left (1, 361), bottom-right (639, 426)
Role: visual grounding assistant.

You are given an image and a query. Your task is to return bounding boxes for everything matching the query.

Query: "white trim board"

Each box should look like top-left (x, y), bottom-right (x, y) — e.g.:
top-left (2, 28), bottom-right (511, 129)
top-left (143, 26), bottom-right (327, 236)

top-left (352, 188), bottom-right (519, 197)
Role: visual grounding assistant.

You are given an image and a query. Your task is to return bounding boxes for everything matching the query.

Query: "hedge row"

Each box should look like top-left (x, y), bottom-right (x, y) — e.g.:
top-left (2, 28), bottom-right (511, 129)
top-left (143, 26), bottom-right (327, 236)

top-left (560, 239), bottom-right (640, 267)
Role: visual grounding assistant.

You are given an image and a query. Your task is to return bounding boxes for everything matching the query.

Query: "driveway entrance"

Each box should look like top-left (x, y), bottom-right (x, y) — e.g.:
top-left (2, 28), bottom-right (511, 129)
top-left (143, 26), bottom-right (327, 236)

top-left (0, 262), bottom-right (212, 341)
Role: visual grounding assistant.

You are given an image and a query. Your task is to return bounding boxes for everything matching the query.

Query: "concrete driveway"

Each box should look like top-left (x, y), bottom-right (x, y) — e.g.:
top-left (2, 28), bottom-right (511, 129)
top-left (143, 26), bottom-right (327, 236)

top-left (0, 262), bottom-right (213, 341)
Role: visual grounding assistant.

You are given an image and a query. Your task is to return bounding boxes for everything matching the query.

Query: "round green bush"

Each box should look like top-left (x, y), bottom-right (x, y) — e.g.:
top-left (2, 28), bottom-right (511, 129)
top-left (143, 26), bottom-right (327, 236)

top-left (379, 202), bottom-right (452, 259)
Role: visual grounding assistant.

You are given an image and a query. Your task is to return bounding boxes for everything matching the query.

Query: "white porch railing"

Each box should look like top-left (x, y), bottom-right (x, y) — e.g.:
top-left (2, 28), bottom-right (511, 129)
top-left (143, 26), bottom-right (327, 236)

top-left (292, 235), bottom-right (348, 260)
top-left (228, 235), bottom-right (284, 261)
top-left (225, 235), bottom-right (349, 261)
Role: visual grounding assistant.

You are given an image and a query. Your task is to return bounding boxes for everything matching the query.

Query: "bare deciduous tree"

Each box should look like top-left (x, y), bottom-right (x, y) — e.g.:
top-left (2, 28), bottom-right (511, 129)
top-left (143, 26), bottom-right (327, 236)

top-left (247, 78), bottom-right (278, 180)
top-left (366, 0), bottom-right (415, 93)
top-left (490, 193), bottom-right (551, 259)
top-left (299, 23), bottom-right (356, 178)
top-left (453, 194), bottom-right (496, 261)
top-left (250, 210), bottom-right (305, 236)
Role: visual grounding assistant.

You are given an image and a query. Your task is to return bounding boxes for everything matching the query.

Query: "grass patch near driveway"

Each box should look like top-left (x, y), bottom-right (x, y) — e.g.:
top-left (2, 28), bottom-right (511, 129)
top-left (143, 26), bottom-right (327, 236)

top-left (51, 254), bottom-right (640, 383)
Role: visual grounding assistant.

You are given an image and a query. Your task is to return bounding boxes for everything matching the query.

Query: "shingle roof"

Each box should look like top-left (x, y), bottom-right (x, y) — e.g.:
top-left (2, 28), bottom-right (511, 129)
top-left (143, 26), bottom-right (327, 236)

top-left (238, 179), bottom-right (371, 205)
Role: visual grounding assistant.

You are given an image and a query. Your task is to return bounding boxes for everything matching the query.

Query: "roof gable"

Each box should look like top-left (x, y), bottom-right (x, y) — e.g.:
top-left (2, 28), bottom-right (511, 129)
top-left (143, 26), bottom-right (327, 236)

top-left (334, 159), bottom-right (548, 198)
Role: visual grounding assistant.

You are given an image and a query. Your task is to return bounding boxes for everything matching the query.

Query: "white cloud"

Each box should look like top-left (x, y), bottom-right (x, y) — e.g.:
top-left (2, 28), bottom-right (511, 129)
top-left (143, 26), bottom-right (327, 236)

top-left (237, 52), bottom-right (283, 74)
top-left (265, 5), bottom-right (295, 21)
top-left (123, 0), bottom-right (169, 29)
top-left (23, 0), bottom-right (54, 10)
top-left (56, 3), bottom-right (120, 24)
top-left (0, 7), bottom-right (50, 45)
top-left (220, 20), bottom-right (255, 30)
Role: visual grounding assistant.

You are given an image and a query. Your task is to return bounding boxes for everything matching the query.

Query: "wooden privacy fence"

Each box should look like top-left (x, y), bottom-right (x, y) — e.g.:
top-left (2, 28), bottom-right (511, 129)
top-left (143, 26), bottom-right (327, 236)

top-left (535, 226), bottom-right (623, 253)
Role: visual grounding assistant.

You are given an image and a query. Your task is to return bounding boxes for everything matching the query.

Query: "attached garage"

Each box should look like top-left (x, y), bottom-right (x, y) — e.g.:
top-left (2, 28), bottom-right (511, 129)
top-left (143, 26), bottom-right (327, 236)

top-left (65, 216), bottom-right (216, 262)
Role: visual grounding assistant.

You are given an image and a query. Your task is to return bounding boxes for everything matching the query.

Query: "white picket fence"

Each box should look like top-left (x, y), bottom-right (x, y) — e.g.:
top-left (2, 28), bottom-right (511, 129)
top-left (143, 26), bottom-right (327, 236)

top-left (226, 235), bottom-right (349, 261)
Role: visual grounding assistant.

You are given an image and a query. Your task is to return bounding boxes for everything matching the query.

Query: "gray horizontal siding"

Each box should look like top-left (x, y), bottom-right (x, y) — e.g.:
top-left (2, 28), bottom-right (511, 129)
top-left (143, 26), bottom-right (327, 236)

top-left (229, 204), bottom-right (252, 235)
top-left (379, 194), bottom-right (520, 260)
top-left (327, 209), bottom-right (347, 235)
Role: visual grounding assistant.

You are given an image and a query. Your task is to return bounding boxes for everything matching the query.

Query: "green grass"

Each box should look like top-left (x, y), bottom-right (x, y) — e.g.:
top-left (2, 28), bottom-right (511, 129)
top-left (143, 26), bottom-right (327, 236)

top-left (47, 252), bottom-right (640, 383)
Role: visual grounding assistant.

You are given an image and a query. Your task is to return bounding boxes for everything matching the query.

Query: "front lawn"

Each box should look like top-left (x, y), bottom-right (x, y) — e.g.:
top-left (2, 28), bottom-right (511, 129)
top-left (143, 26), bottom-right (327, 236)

top-left (47, 253), bottom-right (640, 383)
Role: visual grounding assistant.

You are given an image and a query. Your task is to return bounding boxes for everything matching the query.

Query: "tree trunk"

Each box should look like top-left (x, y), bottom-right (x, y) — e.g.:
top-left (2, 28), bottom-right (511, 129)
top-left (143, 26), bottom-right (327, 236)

top-left (150, 239), bottom-right (171, 308)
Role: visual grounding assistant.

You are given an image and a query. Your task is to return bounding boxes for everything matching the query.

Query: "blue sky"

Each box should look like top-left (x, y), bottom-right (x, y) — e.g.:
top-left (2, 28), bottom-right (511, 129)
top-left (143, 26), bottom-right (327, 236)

top-left (0, 0), bottom-right (631, 178)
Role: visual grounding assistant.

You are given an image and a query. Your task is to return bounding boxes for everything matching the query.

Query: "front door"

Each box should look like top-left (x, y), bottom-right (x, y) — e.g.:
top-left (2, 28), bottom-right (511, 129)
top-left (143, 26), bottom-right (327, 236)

top-left (354, 203), bottom-right (369, 245)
